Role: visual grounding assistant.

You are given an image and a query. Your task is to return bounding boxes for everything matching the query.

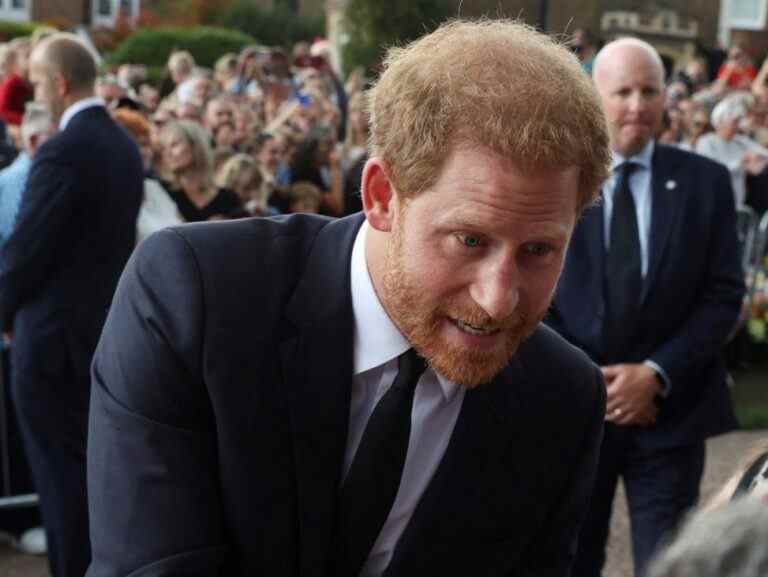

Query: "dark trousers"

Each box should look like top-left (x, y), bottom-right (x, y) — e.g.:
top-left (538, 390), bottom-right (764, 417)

top-left (10, 345), bottom-right (90, 577)
top-left (0, 347), bottom-right (41, 537)
top-left (572, 424), bottom-right (705, 577)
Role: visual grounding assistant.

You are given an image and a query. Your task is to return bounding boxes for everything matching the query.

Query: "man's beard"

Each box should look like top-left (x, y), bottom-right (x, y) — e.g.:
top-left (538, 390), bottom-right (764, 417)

top-left (380, 223), bottom-right (544, 388)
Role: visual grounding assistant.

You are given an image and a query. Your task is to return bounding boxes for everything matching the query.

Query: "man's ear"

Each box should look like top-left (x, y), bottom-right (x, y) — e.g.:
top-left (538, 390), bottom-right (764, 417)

top-left (54, 72), bottom-right (68, 99)
top-left (361, 157), bottom-right (397, 232)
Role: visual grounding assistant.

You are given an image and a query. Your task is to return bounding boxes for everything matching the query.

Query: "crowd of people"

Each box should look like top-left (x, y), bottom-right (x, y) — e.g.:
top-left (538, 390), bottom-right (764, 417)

top-left (0, 16), bottom-right (763, 577)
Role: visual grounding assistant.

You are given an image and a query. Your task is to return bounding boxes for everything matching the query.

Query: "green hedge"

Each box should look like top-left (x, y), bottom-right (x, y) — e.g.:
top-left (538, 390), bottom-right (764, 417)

top-left (216, 3), bottom-right (324, 48)
top-left (108, 26), bottom-right (255, 68)
top-left (0, 20), bottom-right (42, 41)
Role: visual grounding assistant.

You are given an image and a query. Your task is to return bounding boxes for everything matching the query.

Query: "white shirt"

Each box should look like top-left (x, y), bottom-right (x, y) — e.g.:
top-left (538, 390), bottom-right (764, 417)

top-left (602, 139), bottom-right (654, 277)
top-left (347, 221), bottom-right (466, 577)
top-left (58, 97), bottom-right (105, 131)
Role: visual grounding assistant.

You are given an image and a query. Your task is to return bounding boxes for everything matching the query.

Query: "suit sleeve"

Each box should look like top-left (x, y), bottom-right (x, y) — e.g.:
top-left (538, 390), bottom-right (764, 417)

top-left (0, 151), bottom-right (77, 328)
top-left (518, 364), bottom-right (606, 577)
top-left (647, 164), bottom-right (745, 393)
top-left (87, 228), bottom-right (229, 577)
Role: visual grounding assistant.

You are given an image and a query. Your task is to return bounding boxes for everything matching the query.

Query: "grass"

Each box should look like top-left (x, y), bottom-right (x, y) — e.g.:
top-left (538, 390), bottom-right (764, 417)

top-left (731, 359), bottom-right (768, 429)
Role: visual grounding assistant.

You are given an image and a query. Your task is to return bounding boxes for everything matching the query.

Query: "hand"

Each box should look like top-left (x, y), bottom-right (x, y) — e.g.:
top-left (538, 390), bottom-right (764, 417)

top-left (2, 332), bottom-right (12, 346)
top-left (602, 363), bottom-right (661, 427)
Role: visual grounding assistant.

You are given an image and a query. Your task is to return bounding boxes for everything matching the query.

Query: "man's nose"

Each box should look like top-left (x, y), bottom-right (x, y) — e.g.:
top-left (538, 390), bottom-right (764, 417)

top-left (627, 91), bottom-right (645, 112)
top-left (469, 260), bottom-right (520, 321)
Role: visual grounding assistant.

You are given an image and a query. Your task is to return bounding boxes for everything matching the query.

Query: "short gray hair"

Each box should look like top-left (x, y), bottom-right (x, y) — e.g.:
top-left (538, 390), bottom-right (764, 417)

top-left (647, 497), bottom-right (768, 577)
top-left (711, 92), bottom-right (753, 128)
top-left (21, 101), bottom-right (53, 146)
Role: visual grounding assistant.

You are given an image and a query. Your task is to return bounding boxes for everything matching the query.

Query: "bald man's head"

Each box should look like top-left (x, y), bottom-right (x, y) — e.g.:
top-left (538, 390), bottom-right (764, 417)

top-left (592, 38), bottom-right (666, 156)
top-left (28, 33), bottom-right (97, 123)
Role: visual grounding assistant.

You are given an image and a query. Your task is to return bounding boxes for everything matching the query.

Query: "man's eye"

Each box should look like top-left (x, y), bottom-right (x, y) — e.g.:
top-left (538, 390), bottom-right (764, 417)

top-left (458, 234), bottom-right (484, 248)
top-left (524, 242), bottom-right (554, 256)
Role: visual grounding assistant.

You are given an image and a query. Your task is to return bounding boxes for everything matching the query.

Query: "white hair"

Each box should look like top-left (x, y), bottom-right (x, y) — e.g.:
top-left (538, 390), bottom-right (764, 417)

top-left (711, 92), bottom-right (753, 128)
top-left (648, 497), bottom-right (768, 577)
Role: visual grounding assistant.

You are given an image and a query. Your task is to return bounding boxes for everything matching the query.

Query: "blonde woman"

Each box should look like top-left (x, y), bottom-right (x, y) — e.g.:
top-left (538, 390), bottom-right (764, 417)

top-left (215, 153), bottom-right (276, 216)
top-left (158, 120), bottom-right (244, 221)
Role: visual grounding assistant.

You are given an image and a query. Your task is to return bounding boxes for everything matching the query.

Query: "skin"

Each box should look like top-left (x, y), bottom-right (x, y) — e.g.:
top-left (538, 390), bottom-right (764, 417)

top-left (205, 100), bottom-right (234, 132)
top-left (593, 41), bottom-right (666, 158)
top-left (162, 132), bottom-right (194, 174)
top-left (593, 40), bottom-right (666, 426)
top-left (363, 145), bottom-right (579, 387)
top-left (257, 137), bottom-right (283, 173)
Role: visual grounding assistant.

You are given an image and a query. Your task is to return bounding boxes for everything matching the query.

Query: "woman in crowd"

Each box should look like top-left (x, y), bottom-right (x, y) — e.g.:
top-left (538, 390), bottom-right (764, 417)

top-left (158, 119), bottom-right (244, 221)
top-left (111, 108), bottom-right (182, 243)
top-left (679, 104), bottom-right (711, 151)
top-left (288, 131), bottom-right (343, 216)
top-left (696, 94), bottom-right (768, 206)
top-left (287, 181), bottom-right (321, 214)
top-left (215, 153), bottom-right (276, 216)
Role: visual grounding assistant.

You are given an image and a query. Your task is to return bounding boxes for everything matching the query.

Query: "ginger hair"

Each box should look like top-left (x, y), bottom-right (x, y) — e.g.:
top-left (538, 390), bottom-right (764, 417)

top-left (367, 19), bottom-right (610, 213)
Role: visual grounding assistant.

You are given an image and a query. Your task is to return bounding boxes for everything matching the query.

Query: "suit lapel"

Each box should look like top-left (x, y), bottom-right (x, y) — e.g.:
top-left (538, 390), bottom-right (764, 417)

top-left (385, 360), bottom-right (524, 574)
top-left (643, 145), bottom-right (681, 302)
top-left (280, 213), bottom-right (365, 577)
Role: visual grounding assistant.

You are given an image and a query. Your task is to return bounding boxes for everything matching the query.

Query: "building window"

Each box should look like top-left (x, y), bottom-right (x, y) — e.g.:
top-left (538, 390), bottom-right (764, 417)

top-left (724, 0), bottom-right (768, 29)
top-left (98, 0), bottom-right (112, 17)
top-left (11, 0), bottom-right (24, 8)
top-left (119, 0), bottom-right (131, 16)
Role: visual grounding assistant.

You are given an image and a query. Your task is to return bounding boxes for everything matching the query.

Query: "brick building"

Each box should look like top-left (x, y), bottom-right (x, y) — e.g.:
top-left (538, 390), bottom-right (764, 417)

top-left (0, 0), bottom-right (141, 27)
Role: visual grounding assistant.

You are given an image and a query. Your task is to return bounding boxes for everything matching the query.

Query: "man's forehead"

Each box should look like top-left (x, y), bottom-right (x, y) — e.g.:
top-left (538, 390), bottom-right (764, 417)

top-left (594, 44), bottom-right (663, 85)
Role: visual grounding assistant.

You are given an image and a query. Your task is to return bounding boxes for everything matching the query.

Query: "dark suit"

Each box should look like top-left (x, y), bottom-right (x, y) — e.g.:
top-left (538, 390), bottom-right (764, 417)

top-left (0, 105), bottom-right (143, 577)
top-left (87, 213), bottom-right (605, 577)
top-left (547, 143), bottom-right (745, 576)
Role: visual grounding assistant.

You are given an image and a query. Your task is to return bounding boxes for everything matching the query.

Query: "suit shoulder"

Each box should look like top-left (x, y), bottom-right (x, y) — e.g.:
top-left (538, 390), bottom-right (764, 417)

top-left (516, 324), bottom-right (602, 394)
top-left (146, 214), bottom-right (339, 291)
top-left (656, 142), bottom-right (729, 177)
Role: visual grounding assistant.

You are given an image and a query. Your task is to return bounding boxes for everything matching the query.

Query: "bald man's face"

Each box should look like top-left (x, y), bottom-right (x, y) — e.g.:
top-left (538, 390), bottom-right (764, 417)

top-left (594, 46), bottom-right (665, 157)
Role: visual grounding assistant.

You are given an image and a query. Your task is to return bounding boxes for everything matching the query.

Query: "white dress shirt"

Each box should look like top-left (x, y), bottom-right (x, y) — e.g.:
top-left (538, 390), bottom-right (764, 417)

top-left (58, 96), bottom-right (105, 131)
top-left (601, 139), bottom-right (654, 277)
top-left (347, 221), bottom-right (466, 577)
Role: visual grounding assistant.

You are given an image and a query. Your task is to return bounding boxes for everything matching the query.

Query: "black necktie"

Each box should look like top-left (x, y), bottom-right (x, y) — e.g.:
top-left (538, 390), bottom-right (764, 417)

top-left (604, 162), bottom-right (641, 362)
top-left (333, 348), bottom-right (427, 577)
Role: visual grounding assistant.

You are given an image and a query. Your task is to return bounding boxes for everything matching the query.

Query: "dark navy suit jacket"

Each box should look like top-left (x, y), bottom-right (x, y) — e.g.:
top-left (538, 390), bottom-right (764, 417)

top-left (0, 104), bottom-right (143, 442)
top-left (87, 213), bottom-right (606, 577)
top-left (547, 143), bottom-right (745, 449)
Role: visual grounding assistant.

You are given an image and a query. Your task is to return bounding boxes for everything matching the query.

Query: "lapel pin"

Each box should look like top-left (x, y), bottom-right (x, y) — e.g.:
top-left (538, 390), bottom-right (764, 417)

top-left (665, 180), bottom-right (677, 190)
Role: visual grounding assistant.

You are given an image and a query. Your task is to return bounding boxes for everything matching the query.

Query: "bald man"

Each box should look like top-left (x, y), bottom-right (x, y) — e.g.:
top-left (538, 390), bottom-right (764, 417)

top-left (0, 34), bottom-right (143, 577)
top-left (546, 38), bottom-right (745, 576)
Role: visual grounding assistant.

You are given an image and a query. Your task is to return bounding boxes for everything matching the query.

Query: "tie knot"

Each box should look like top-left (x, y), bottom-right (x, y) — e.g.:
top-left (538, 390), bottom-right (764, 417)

top-left (393, 348), bottom-right (427, 393)
top-left (617, 161), bottom-right (638, 179)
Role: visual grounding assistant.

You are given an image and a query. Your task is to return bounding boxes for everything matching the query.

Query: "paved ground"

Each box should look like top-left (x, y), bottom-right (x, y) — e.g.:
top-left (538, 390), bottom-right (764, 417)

top-left (0, 429), bottom-right (764, 577)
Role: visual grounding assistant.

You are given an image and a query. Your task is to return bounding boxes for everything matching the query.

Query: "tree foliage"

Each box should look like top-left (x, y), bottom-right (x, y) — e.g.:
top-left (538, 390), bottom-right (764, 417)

top-left (108, 26), bottom-right (254, 68)
top-left (0, 20), bottom-right (41, 42)
top-left (215, 1), bottom-right (325, 48)
top-left (342, 0), bottom-right (452, 74)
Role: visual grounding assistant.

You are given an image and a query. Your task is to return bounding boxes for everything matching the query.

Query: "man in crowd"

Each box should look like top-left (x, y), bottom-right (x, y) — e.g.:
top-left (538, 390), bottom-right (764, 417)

top-left (0, 33), bottom-right (143, 577)
top-left (87, 20), bottom-right (609, 577)
top-left (546, 38), bottom-right (745, 577)
top-left (0, 101), bottom-right (54, 243)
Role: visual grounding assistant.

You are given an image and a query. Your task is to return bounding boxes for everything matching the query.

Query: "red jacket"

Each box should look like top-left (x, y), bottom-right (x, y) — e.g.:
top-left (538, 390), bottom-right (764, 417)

top-left (0, 73), bottom-right (32, 125)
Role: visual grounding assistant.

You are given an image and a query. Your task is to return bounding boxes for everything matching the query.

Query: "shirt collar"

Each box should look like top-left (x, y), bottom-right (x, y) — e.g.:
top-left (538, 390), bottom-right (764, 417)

top-left (350, 220), bottom-right (461, 401)
top-left (610, 139), bottom-right (655, 173)
top-left (59, 97), bottom-right (105, 131)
